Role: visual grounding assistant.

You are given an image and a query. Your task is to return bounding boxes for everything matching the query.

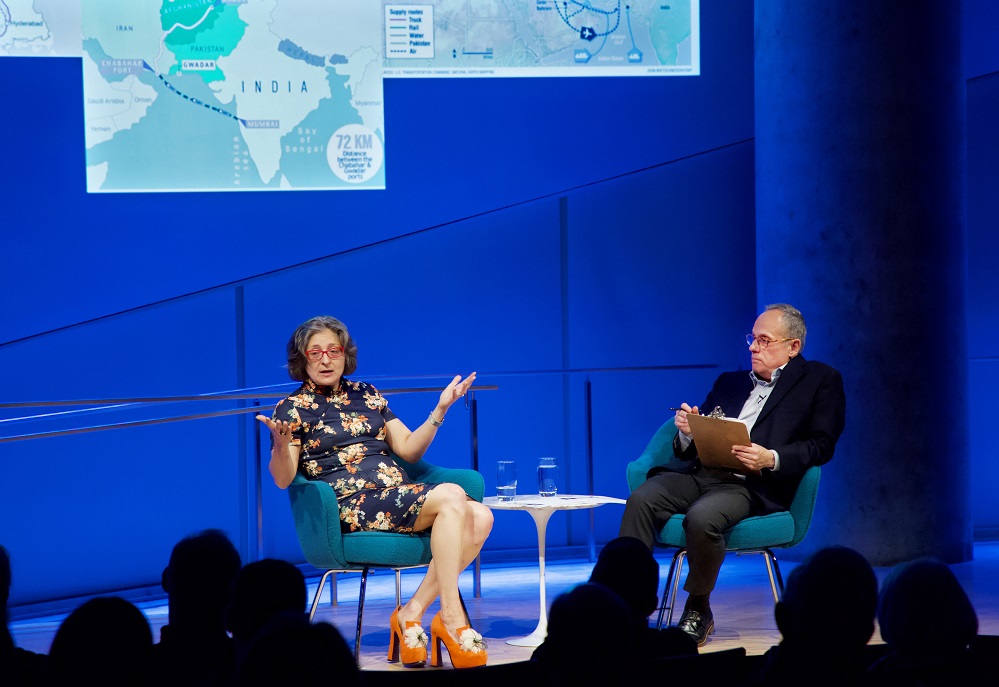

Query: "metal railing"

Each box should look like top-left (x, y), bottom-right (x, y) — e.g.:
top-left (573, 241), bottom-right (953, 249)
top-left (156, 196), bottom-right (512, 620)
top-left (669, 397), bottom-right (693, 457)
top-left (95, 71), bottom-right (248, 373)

top-left (1, 383), bottom-right (497, 598)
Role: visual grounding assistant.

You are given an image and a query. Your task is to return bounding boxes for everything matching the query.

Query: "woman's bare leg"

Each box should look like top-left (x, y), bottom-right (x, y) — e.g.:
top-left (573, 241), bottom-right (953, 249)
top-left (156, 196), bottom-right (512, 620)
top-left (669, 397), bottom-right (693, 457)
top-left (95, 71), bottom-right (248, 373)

top-left (398, 486), bottom-right (493, 636)
top-left (404, 501), bottom-right (493, 620)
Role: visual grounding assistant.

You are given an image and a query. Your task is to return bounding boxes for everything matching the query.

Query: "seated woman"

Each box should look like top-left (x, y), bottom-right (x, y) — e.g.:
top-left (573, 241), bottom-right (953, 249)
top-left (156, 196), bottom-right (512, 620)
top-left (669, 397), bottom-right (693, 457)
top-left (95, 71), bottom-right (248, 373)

top-left (256, 315), bottom-right (492, 669)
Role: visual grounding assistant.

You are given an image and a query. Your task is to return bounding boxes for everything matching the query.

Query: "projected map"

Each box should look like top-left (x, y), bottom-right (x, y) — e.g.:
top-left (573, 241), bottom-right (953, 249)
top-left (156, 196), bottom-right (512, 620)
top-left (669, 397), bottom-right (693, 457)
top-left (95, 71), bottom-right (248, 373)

top-left (82, 0), bottom-right (385, 193)
top-left (382, 0), bottom-right (699, 77)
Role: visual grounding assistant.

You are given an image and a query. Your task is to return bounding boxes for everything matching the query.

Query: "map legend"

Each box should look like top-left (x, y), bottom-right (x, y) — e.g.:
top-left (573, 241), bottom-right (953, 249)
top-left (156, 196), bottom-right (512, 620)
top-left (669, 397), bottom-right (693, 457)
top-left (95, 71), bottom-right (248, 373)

top-left (385, 4), bottom-right (434, 59)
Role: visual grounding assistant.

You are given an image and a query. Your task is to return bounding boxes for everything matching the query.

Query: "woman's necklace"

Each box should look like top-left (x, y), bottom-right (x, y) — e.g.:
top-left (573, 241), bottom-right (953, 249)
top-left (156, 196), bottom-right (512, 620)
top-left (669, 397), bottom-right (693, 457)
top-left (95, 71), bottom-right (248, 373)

top-left (303, 380), bottom-right (343, 461)
top-left (317, 380), bottom-right (344, 422)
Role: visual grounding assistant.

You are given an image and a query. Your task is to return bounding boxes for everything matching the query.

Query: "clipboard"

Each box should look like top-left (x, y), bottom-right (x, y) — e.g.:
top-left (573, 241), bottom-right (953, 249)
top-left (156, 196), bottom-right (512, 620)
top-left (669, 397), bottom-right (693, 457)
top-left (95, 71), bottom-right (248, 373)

top-left (685, 413), bottom-right (759, 475)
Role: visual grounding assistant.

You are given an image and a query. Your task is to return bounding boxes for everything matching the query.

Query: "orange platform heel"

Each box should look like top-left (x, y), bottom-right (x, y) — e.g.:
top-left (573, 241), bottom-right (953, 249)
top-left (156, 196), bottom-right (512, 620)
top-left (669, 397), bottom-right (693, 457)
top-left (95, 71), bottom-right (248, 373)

top-left (429, 610), bottom-right (487, 669)
top-left (387, 606), bottom-right (428, 667)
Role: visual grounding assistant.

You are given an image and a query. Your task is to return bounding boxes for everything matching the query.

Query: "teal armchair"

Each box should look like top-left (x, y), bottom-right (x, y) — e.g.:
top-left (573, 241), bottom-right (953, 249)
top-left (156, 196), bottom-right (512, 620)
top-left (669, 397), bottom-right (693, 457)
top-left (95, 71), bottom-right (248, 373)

top-left (288, 455), bottom-right (484, 659)
top-left (626, 417), bottom-right (821, 628)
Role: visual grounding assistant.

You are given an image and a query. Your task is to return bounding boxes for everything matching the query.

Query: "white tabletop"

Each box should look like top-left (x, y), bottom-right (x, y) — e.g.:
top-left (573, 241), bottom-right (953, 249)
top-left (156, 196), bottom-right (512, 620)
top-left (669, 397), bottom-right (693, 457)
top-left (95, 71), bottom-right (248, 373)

top-left (482, 494), bottom-right (626, 510)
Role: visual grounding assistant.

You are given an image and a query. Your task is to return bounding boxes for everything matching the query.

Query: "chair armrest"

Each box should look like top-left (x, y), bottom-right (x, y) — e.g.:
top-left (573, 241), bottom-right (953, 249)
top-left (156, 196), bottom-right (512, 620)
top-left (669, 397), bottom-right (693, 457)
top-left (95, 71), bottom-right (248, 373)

top-left (626, 417), bottom-right (680, 493)
top-left (400, 457), bottom-right (485, 502)
top-left (287, 474), bottom-right (348, 569)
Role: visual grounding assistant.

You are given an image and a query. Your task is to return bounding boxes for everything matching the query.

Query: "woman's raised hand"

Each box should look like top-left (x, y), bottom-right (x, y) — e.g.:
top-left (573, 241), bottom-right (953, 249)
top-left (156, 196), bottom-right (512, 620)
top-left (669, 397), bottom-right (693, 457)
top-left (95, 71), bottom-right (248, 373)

top-left (255, 415), bottom-right (294, 442)
top-left (438, 371), bottom-right (477, 411)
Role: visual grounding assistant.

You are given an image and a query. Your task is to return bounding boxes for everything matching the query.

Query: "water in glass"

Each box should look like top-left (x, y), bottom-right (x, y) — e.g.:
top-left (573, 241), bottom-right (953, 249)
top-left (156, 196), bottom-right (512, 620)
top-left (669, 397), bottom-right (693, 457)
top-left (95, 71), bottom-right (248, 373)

top-left (538, 457), bottom-right (557, 496)
top-left (496, 460), bottom-right (517, 501)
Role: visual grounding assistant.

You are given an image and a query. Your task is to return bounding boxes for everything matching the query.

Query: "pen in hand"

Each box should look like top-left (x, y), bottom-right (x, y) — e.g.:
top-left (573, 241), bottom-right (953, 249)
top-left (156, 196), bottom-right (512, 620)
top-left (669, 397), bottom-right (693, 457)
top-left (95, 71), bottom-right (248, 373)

top-left (669, 407), bottom-right (699, 414)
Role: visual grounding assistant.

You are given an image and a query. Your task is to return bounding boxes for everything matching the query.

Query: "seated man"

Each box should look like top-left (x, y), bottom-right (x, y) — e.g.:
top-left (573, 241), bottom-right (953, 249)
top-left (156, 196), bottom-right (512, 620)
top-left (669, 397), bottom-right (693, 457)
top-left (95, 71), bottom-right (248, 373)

top-left (620, 303), bottom-right (846, 645)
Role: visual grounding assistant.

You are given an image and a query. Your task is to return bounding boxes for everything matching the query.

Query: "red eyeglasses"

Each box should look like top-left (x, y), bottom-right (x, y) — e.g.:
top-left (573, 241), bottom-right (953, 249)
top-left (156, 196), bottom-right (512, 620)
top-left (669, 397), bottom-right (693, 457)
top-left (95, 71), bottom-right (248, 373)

top-left (305, 346), bottom-right (344, 362)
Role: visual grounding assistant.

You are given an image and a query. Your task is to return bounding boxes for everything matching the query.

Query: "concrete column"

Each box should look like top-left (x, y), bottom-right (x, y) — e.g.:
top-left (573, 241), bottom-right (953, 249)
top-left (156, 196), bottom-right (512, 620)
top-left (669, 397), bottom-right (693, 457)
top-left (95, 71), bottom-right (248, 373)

top-left (754, 0), bottom-right (969, 564)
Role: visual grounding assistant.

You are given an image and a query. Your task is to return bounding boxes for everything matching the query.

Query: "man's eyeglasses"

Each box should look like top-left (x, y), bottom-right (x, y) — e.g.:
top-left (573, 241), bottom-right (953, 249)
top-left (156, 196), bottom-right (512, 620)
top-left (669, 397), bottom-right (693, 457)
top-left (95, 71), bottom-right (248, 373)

top-left (746, 334), bottom-right (794, 350)
top-left (305, 346), bottom-right (344, 362)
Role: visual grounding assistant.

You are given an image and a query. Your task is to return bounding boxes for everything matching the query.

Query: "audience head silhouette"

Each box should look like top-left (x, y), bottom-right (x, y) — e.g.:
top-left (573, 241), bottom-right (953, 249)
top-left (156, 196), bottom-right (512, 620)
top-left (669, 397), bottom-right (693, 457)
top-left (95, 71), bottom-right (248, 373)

top-left (2, 545), bottom-right (50, 686)
top-left (225, 558), bottom-right (307, 650)
top-left (150, 529), bottom-right (241, 687)
top-left (878, 557), bottom-right (977, 659)
top-left (1, 544), bottom-right (11, 642)
top-left (753, 546), bottom-right (879, 687)
top-left (534, 582), bottom-right (638, 682)
top-left (587, 536), bottom-right (697, 658)
top-left (47, 596), bottom-right (153, 686)
top-left (1, 546), bottom-right (9, 597)
top-left (589, 536), bottom-right (660, 620)
top-left (161, 528), bottom-right (241, 632)
top-left (1, 545), bottom-right (10, 619)
top-left (232, 612), bottom-right (356, 686)
top-left (775, 545), bottom-right (878, 652)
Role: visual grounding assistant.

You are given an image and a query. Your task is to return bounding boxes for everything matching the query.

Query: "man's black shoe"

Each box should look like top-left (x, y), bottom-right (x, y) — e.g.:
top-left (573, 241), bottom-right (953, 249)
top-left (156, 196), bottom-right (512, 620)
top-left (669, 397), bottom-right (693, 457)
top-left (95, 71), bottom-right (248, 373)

top-left (677, 608), bottom-right (715, 646)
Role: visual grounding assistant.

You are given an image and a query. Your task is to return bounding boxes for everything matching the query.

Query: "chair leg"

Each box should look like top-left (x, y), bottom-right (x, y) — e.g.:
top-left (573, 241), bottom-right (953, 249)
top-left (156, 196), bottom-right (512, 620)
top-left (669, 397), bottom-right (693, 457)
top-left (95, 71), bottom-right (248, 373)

top-left (657, 549), bottom-right (686, 630)
top-left (762, 548), bottom-right (784, 602)
top-left (331, 571), bottom-right (338, 607)
top-left (656, 553), bottom-right (677, 630)
top-left (667, 550), bottom-right (687, 628)
top-left (474, 552), bottom-right (482, 598)
top-left (395, 569), bottom-right (403, 608)
top-left (353, 567), bottom-right (370, 662)
top-left (457, 588), bottom-right (471, 627)
top-left (309, 570), bottom-right (336, 622)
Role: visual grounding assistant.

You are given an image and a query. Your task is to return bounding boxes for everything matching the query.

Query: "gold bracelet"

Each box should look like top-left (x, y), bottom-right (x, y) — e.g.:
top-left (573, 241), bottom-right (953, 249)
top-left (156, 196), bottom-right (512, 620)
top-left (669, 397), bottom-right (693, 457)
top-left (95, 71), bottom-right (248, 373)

top-left (428, 412), bottom-right (444, 427)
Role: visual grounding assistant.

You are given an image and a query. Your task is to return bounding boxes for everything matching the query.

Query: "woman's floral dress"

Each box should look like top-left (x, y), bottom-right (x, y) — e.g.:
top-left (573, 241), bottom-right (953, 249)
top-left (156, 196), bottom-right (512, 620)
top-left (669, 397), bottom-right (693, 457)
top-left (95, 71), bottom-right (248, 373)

top-left (272, 377), bottom-right (431, 532)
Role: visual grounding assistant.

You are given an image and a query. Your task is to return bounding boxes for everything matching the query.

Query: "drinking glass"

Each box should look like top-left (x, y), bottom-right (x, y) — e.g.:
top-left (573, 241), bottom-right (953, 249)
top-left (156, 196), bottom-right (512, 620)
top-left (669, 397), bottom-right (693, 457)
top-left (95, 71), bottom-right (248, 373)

top-left (538, 456), bottom-right (557, 497)
top-left (496, 461), bottom-right (517, 501)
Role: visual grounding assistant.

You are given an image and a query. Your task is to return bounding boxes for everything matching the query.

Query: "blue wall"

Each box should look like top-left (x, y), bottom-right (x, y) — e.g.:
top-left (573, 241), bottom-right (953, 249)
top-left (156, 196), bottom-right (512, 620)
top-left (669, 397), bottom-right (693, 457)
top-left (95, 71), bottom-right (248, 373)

top-left (965, 0), bottom-right (999, 537)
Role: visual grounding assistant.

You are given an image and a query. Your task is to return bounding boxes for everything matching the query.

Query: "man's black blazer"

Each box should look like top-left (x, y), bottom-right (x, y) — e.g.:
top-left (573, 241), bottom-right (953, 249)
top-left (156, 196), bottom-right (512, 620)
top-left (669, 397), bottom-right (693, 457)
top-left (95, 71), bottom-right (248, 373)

top-left (651, 354), bottom-right (846, 514)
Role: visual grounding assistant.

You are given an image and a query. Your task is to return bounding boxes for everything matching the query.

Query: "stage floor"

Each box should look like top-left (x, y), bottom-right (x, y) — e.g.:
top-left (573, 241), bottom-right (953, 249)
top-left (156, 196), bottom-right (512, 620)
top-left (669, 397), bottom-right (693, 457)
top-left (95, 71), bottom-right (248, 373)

top-left (10, 542), bottom-right (999, 671)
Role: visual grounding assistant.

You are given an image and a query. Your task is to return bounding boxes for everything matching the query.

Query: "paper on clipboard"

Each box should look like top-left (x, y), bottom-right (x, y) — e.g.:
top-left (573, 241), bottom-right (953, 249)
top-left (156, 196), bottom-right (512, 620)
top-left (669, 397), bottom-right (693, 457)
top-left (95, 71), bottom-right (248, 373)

top-left (685, 413), bottom-right (759, 475)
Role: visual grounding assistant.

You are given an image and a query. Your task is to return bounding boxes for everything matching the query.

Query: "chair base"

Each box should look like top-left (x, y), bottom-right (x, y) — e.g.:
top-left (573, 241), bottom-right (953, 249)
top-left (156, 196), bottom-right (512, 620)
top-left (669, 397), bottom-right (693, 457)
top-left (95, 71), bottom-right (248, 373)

top-left (309, 564), bottom-right (430, 661)
top-left (655, 547), bottom-right (786, 630)
top-left (308, 564), bottom-right (471, 663)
